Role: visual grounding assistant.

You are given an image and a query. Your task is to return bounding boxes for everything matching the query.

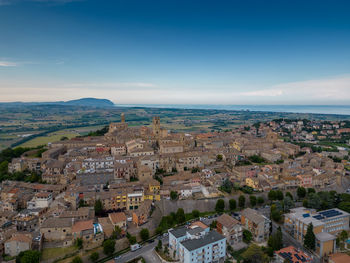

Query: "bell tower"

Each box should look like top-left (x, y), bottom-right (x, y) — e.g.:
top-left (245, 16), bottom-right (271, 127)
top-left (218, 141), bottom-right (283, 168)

top-left (152, 116), bottom-right (160, 136)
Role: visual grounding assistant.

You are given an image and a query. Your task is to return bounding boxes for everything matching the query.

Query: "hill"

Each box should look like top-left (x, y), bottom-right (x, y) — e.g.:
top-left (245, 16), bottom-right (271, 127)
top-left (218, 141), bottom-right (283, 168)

top-left (63, 98), bottom-right (114, 107)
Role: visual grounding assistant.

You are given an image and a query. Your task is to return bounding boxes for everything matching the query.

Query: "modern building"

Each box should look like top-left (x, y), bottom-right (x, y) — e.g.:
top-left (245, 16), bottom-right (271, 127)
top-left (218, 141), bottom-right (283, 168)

top-left (284, 207), bottom-right (350, 257)
top-left (169, 224), bottom-right (226, 263)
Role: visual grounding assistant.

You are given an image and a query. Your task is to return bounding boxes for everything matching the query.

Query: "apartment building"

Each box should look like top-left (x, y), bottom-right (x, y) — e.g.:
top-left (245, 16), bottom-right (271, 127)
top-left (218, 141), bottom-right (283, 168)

top-left (216, 214), bottom-right (243, 246)
top-left (241, 208), bottom-right (271, 242)
top-left (168, 225), bottom-right (226, 263)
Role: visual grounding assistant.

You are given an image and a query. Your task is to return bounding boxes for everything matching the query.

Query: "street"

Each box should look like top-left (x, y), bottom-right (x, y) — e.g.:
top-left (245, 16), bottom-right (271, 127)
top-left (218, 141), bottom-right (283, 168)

top-left (114, 236), bottom-right (167, 263)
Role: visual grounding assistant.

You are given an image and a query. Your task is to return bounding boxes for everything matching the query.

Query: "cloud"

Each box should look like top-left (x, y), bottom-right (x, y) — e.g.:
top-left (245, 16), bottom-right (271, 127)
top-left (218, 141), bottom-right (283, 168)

top-left (0, 61), bottom-right (17, 67)
top-left (239, 89), bottom-right (283, 97)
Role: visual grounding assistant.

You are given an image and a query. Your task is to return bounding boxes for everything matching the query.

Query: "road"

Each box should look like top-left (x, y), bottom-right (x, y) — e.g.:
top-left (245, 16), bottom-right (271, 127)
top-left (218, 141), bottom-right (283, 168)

top-left (115, 236), bottom-right (167, 263)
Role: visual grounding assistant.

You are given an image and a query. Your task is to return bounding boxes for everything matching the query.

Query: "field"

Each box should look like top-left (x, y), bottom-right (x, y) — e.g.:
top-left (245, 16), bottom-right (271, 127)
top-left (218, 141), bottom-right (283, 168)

top-left (41, 246), bottom-right (78, 261)
top-left (2, 103), bottom-right (350, 150)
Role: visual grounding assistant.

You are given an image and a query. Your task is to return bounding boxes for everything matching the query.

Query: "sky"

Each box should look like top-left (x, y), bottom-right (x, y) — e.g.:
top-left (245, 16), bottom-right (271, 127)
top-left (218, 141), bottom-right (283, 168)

top-left (1, 0), bottom-right (350, 104)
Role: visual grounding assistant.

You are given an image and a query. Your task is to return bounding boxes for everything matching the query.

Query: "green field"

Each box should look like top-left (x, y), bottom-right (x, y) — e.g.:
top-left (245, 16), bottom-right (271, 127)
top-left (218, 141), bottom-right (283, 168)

top-left (19, 131), bottom-right (80, 147)
top-left (41, 246), bottom-right (78, 261)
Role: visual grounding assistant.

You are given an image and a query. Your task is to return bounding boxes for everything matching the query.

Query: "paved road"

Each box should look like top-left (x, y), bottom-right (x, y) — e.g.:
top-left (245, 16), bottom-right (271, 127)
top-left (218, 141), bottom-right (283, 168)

top-left (115, 236), bottom-right (167, 263)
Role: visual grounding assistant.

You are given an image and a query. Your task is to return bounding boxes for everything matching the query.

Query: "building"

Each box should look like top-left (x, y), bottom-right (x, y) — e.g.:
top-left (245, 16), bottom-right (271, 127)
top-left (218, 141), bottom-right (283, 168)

top-left (241, 208), bottom-right (271, 242)
top-left (27, 192), bottom-right (53, 209)
top-left (40, 217), bottom-right (73, 242)
top-left (284, 207), bottom-right (350, 257)
top-left (216, 214), bottom-right (243, 246)
top-left (4, 233), bottom-right (32, 257)
top-left (274, 246), bottom-right (311, 263)
top-left (168, 225), bottom-right (226, 263)
top-left (108, 212), bottom-right (127, 230)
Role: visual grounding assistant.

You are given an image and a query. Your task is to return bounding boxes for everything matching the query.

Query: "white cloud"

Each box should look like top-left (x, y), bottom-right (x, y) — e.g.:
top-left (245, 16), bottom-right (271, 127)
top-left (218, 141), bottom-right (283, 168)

top-left (0, 61), bottom-right (17, 67)
top-left (63, 82), bottom-right (156, 89)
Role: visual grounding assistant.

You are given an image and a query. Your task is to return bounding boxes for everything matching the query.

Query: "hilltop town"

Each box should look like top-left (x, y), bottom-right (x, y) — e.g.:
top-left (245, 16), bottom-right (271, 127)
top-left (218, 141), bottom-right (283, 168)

top-left (2, 114), bottom-right (350, 263)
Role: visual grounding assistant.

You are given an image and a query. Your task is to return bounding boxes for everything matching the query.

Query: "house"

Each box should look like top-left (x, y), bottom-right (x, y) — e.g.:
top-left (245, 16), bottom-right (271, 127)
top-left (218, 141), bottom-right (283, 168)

top-left (274, 246), bottom-right (311, 263)
top-left (4, 233), bottom-right (32, 257)
top-left (132, 200), bottom-right (152, 226)
top-left (108, 212), bottom-right (127, 230)
top-left (241, 208), bottom-right (271, 242)
top-left (40, 217), bottom-right (73, 243)
top-left (72, 220), bottom-right (104, 249)
top-left (216, 214), bottom-right (243, 246)
top-left (27, 192), bottom-right (53, 209)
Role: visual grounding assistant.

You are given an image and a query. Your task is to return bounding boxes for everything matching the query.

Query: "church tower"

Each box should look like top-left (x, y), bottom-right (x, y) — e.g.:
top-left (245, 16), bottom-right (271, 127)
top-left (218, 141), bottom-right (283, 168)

top-left (152, 116), bottom-right (161, 137)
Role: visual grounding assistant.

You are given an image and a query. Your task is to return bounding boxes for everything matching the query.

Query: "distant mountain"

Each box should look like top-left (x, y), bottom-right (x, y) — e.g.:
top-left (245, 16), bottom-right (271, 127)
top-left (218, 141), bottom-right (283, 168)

top-left (64, 98), bottom-right (114, 107)
top-left (0, 98), bottom-right (115, 108)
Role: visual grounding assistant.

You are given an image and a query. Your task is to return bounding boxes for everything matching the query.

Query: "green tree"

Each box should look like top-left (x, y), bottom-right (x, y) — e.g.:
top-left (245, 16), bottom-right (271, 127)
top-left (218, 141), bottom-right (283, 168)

top-left (304, 223), bottom-right (316, 251)
top-left (215, 199), bottom-right (225, 213)
top-left (286, 192), bottom-right (293, 200)
top-left (242, 244), bottom-right (267, 263)
top-left (75, 238), bottom-right (83, 249)
top-left (257, 196), bottom-right (264, 205)
top-left (239, 195), bottom-right (245, 208)
top-left (283, 196), bottom-right (295, 212)
top-left (308, 193), bottom-right (321, 210)
top-left (220, 179), bottom-right (233, 193)
top-left (307, 188), bottom-right (316, 194)
top-left (176, 208), bottom-right (186, 223)
top-left (340, 230), bottom-right (348, 242)
top-left (216, 154), bottom-right (223, 161)
top-left (156, 240), bottom-right (162, 252)
top-left (268, 227), bottom-right (283, 251)
top-left (94, 199), bottom-right (104, 216)
top-left (210, 220), bottom-right (217, 230)
top-left (297, 187), bottom-right (306, 199)
top-left (89, 252), bottom-right (99, 263)
top-left (192, 209), bottom-right (200, 218)
top-left (140, 228), bottom-right (150, 241)
top-left (229, 199), bottom-right (237, 211)
top-left (250, 195), bottom-right (257, 207)
top-left (18, 250), bottom-right (41, 263)
top-left (0, 160), bottom-right (8, 174)
top-left (103, 239), bottom-right (116, 256)
top-left (268, 190), bottom-right (277, 201)
top-left (276, 190), bottom-right (284, 200)
top-left (71, 256), bottom-right (83, 263)
top-left (170, 191), bottom-right (178, 200)
top-left (243, 229), bottom-right (253, 243)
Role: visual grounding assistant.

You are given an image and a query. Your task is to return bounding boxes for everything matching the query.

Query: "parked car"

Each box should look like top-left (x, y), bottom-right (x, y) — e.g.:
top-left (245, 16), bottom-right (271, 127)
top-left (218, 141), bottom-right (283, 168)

top-left (130, 243), bottom-right (142, 252)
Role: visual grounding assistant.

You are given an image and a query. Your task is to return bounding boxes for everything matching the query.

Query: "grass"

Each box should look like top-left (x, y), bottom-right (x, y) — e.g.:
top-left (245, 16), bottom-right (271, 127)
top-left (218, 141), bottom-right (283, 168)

top-left (41, 246), bottom-right (78, 261)
top-left (19, 131), bottom-right (79, 148)
top-left (231, 247), bottom-right (247, 261)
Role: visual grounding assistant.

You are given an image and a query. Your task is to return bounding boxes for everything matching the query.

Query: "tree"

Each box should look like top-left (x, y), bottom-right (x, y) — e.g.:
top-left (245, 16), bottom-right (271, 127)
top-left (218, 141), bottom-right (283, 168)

top-left (286, 192), bottom-right (293, 200)
top-left (283, 196), bottom-right (295, 212)
top-left (210, 220), bottom-right (217, 230)
top-left (257, 196), bottom-right (264, 205)
top-left (140, 228), bottom-right (150, 241)
top-left (18, 250), bottom-right (41, 263)
top-left (297, 187), bottom-right (306, 199)
top-left (229, 199), bottom-right (236, 211)
top-left (268, 227), bottom-right (283, 251)
top-left (239, 195), bottom-right (245, 208)
top-left (103, 239), bottom-right (116, 256)
top-left (242, 244), bottom-right (267, 263)
top-left (276, 190), bottom-right (284, 200)
top-left (192, 209), bottom-right (200, 218)
top-left (156, 240), bottom-right (162, 252)
top-left (268, 190), bottom-right (277, 201)
top-left (340, 230), bottom-right (348, 242)
top-left (71, 256), bottom-right (83, 263)
top-left (75, 238), bottom-right (83, 249)
top-left (304, 223), bottom-right (316, 250)
top-left (89, 252), bottom-right (99, 263)
top-left (176, 208), bottom-right (186, 223)
top-left (250, 195), bottom-right (257, 207)
top-left (243, 229), bottom-right (253, 243)
top-left (94, 199), bottom-right (103, 216)
top-left (215, 199), bottom-right (225, 213)
top-left (308, 188), bottom-right (316, 194)
top-left (308, 193), bottom-right (321, 210)
top-left (216, 154), bottom-right (223, 161)
top-left (170, 191), bottom-right (178, 200)
top-left (220, 179), bottom-right (233, 193)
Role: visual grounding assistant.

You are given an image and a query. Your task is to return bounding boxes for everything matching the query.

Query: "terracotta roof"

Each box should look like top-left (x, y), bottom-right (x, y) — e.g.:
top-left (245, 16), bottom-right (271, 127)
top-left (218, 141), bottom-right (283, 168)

top-left (7, 233), bottom-right (32, 244)
top-left (217, 214), bottom-right (240, 229)
top-left (108, 212), bottom-right (126, 224)
top-left (72, 219), bottom-right (94, 233)
top-left (190, 221), bottom-right (209, 230)
top-left (275, 246), bottom-right (311, 263)
top-left (329, 253), bottom-right (350, 263)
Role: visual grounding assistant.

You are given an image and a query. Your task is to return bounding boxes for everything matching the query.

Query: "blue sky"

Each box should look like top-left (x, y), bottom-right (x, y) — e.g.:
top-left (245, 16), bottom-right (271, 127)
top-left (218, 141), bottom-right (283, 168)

top-left (1, 0), bottom-right (350, 104)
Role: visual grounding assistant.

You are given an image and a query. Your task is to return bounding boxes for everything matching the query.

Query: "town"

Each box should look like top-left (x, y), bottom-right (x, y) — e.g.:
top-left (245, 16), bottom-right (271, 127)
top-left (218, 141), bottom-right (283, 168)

top-left (1, 114), bottom-right (350, 263)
